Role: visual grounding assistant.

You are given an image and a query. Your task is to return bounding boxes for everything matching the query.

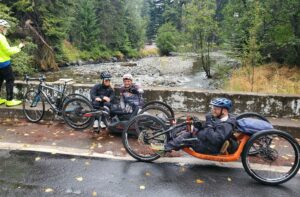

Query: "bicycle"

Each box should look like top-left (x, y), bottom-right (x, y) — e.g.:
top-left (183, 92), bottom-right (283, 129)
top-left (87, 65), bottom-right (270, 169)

top-left (23, 75), bottom-right (89, 122)
top-left (122, 112), bottom-right (300, 185)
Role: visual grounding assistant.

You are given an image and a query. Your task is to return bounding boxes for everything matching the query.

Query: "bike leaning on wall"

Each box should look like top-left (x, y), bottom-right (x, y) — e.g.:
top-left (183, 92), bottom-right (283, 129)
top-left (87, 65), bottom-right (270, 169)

top-left (22, 75), bottom-right (90, 122)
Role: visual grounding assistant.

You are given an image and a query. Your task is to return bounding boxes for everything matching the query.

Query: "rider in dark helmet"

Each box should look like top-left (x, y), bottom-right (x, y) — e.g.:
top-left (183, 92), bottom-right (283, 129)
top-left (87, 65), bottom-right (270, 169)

top-left (152, 97), bottom-right (236, 155)
top-left (90, 71), bottom-right (115, 129)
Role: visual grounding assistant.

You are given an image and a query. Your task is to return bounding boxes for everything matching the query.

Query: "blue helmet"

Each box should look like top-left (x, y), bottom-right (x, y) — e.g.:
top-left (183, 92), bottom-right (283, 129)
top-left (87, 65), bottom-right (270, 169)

top-left (210, 98), bottom-right (232, 111)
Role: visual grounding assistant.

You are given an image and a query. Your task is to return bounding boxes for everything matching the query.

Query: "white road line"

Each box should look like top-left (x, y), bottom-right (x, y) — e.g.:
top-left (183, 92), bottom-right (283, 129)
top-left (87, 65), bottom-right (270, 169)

top-left (0, 142), bottom-right (299, 174)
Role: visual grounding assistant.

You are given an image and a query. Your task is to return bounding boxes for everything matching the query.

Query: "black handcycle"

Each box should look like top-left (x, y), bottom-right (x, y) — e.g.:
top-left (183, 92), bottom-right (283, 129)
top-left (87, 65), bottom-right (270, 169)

top-left (23, 75), bottom-right (89, 122)
top-left (61, 96), bottom-right (175, 132)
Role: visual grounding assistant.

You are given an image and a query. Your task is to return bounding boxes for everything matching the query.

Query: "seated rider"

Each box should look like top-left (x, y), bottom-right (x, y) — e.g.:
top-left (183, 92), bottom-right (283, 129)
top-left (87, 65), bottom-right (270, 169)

top-left (90, 71), bottom-right (115, 129)
top-left (152, 98), bottom-right (236, 155)
top-left (119, 73), bottom-right (144, 113)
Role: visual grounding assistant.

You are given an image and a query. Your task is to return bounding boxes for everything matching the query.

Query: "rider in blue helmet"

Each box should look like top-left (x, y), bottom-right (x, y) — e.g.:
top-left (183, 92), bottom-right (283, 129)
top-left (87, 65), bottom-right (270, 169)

top-left (152, 97), bottom-right (236, 155)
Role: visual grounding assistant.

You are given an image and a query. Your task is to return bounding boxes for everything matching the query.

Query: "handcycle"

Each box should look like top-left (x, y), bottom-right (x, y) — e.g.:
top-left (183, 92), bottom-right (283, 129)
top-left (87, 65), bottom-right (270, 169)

top-left (122, 112), bottom-right (300, 185)
top-left (23, 75), bottom-right (89, 122)
top-left (61, 95), bottom-right (175, 132)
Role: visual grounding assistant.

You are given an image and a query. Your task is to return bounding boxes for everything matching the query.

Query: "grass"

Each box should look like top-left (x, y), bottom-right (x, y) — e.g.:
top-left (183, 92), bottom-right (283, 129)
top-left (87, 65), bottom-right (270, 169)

top-left (61, 40), bottom-right (81, 61)
top-left (139, 48), bottom-right (159, 57)
top-left (224, 64), bottom-right (300, 94)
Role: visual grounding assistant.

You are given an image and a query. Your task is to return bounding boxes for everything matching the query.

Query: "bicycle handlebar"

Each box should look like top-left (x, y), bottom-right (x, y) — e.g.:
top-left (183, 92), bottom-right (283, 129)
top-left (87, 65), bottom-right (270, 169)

top-left (24, 74), bottom-right (46, 82)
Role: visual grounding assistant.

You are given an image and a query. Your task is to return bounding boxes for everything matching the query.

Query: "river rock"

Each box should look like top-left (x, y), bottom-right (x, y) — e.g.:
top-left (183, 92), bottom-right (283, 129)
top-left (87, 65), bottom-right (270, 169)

top-left (120, 62), bottom-right (137, 67)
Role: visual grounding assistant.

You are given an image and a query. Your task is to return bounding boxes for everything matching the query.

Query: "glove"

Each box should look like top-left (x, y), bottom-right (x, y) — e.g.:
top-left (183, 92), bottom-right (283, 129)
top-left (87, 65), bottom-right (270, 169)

top-left (192, 116), bottom-right (202, 129)
top-left (129, 87), bottom-right (139, 94)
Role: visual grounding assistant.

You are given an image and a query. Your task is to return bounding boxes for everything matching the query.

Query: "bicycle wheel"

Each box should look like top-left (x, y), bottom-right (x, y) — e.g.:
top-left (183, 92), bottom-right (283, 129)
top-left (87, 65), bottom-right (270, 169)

top-left (122, 114), bottom-right (168, 162)
top-left (143, 101), bottom-right (175, 118)
top-left (23, 90), bottom-right (45, 122)
top-left (62, 97), bottom-right (94, 130)
top-left (242, 130), bottom-right (300, 185)
top-left (139, 105), bottom-right (173, 127)
top-left (237, 112), bottom-right (271, 155)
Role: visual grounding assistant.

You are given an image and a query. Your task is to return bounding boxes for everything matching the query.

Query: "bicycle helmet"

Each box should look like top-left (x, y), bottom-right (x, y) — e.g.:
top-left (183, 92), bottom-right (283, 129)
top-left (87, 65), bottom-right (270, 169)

top-left (0, 19), bottom-right (10, 28)
top-left (100, 71), bottom-right (112, 80)
top-left (123, 73), bottom-right (133, 81)
top-left (210, 98), bottom-right (232, 111)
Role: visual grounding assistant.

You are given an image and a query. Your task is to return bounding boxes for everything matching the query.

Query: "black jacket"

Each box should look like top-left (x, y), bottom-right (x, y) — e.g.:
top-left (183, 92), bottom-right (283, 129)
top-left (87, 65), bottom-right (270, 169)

top-left (194, 114), bottom-right (236, 154)
top-left (90, 84), bottom-right (115, 103)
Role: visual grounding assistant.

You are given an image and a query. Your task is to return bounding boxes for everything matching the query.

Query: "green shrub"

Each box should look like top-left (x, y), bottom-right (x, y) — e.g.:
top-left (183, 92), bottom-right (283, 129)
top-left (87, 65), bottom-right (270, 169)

top-left (156, 23), bottom-right (181, 56)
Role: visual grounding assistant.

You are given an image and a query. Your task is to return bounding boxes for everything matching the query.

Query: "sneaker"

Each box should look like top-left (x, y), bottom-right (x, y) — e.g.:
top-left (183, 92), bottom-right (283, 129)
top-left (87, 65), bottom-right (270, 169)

top-left (0, 98), bottom-right (7, 105)
top-left (6, 99), bottom-right (22, 107)
top-left (150, 143), bottom-right (165, 151)
top-left (93, 120), bottom-right (99, 129)
top-left (100, 121), bottom-right (106, 129)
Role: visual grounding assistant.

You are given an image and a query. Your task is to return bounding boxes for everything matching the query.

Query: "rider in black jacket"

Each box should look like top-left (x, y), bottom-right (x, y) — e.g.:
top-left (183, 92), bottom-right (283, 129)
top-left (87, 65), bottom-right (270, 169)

top-left (152, 98), bottom-right (236, 154)
top-left (90, 71), bottom-right (115, 128)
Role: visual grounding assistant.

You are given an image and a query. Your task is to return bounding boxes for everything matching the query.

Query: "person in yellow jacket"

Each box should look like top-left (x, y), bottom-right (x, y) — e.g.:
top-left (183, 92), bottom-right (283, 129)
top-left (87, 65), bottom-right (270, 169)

top-left (0, 19), bottom-right (24, 106)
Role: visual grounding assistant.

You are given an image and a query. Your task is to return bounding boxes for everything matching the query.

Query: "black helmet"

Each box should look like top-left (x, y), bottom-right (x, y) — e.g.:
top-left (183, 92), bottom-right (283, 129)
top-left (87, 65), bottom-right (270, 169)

top-left (100, 71), bottom-right (112, 80)
top-left (210, 98), bottom-right (232, 111)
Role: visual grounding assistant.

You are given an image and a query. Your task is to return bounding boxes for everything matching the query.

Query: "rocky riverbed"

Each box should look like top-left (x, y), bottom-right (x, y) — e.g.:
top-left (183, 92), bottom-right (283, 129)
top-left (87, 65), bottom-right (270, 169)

top-left (36, 51), bottom-right (240, 89)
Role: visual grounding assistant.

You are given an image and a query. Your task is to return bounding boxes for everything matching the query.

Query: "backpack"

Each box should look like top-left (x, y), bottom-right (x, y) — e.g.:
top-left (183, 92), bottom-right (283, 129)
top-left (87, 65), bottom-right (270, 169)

top-left (236, 118), bottom-right (273, 135)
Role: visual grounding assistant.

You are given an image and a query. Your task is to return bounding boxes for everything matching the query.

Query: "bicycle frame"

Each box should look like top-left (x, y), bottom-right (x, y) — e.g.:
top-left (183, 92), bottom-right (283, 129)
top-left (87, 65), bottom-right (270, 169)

top-left (32, 81), bottom-right (67, 113)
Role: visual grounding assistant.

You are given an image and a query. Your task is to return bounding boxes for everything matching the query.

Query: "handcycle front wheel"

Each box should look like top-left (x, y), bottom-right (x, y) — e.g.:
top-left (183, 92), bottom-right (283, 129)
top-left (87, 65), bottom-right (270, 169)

top-left (122, 114), bottom-right (168, 162)
top-left (143, 101), bottom-right (175, 118)
top-left (23, 90), bottom-right (45, 122)
top-left (242, 130), bottom-right (300, 185)
top-left (62, 97), bottom-right (94, 130)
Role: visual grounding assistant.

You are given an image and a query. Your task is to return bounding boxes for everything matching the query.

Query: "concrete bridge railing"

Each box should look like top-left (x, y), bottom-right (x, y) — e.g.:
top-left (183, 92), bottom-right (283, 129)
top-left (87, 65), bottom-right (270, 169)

top-left (10, 81), bottom-right (300, 118)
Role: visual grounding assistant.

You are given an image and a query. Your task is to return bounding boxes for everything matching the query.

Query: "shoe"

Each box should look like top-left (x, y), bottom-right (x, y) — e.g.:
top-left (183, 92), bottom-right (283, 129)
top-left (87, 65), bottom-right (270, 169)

top-left (93, 120), bottom-right (99, 129)
top-left (0, 98), bottom-right (7, 105)
top-left (6, 99), bottom-right (22, 107)
top-left (100, 121), bottom-right (106, 129)
top-left (150, 143), bottom-right (165, 151)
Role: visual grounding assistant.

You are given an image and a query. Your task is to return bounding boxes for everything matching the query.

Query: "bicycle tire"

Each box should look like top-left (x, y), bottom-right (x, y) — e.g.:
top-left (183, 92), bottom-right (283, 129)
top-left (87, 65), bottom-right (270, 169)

top-left (23, 90), bottom-right (45, 122)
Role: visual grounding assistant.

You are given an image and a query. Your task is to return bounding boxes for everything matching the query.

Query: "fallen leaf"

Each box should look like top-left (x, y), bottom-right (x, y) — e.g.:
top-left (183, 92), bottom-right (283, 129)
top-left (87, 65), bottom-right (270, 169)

top-left (45, 188), bottom-right (54, 193)
top-left (109, 141), bottom-right (114, 144)
top-left (52, 142), bottom-right (56, 146)
top-left (85, 162), bottom-right (90, 165)
top-left (51, 152), bottom-right (57, 155)
top-left (76, 176), bottom-right (83, 182)
top-left (120, 148), bottom-right (125, 151)
top-left (30, 131), bottom-right (35, 134)
top-left (70, 133), bottom-right (75, 136)
top-left (35, 157), bottom-right (41, 161)
top-left (97, 143), bottom-right (103, 148)
top-left (23, 144), bottom-right (30, 148)
top-left (145, 172), bottom-right (151, 176)
top-left (24, 133), bottom-right (29, 136)
top-left (92, 191), bottom-right (97, 196)
top-left (227, 177), bottom-right (232, 182)
top-left (281, 156), bottom-right (289, 160)
top-left (97, 137), bottom-right (103, 140)
top-left (71, 158), bottom-right (76, 162)
top-left (179, 167), bottom-right (186, 173)
top-left (104, 151), bottom-right (113, 155)
top-left (196, 179), bottom-right (204, 184)
top-left (270, 145), bottom-right (276, 149)
top-left (109, 135), bottom-right (114, 138)
top-left (139, 185), bottom-right (145, 190)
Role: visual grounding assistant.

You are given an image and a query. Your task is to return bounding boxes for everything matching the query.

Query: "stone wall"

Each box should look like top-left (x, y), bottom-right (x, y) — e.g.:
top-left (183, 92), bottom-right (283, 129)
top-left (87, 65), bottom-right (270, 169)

top-left (9, 81), bottom-right (300, 118)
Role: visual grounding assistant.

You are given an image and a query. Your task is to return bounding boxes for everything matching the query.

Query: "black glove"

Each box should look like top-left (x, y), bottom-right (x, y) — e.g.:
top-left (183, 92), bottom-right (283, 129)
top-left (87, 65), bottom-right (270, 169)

top-left (192, 116), bottom-right (202, 129)
top-left (129, 87), bottom-right (139, 94)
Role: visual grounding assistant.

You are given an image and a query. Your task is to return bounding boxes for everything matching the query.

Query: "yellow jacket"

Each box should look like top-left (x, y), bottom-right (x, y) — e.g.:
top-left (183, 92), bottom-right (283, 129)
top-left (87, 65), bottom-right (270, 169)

top-left (0, 33), bottom-right (21, 63)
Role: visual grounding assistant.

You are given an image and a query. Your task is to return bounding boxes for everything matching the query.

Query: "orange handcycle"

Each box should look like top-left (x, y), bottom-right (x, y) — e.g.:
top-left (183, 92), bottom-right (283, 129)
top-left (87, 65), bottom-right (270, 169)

top-left (122, 113), bottom-right (300, 185)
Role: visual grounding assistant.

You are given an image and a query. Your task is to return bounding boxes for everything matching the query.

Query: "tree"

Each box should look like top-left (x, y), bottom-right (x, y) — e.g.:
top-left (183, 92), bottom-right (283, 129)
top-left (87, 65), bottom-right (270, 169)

top-left (184, 0), bottom-right (218, 78)
top-left (70, 0), bottom-right (100, 51)
top-left (156, 22), bottom-right (181, 55)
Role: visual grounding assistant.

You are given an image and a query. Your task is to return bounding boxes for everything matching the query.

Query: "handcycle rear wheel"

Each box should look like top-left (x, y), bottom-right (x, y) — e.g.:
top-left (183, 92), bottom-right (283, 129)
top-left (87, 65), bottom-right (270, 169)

top-left (62, 97), bottom-right (94, 130)
top-left (23, 90), bottom-right (45, 122)
top-left (122, 114), bottom-right (168, 162)
top-left (242, 130), bottom-right (300, 185)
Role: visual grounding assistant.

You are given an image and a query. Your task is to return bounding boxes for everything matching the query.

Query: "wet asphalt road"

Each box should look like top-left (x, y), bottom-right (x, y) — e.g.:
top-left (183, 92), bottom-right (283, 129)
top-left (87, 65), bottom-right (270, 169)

top-left (0, 150), bottom-right (299, 197)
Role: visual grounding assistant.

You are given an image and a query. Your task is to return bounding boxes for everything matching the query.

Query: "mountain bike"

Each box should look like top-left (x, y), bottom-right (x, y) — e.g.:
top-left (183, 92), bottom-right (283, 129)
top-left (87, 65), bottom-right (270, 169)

top-left (23, 75), bottom-right (89, 122)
